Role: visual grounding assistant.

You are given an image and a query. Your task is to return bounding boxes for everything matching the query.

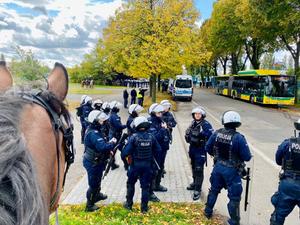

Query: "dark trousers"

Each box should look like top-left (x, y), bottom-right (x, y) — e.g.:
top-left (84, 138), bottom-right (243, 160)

top-left (124, 98), bottom-right (128, 108)
top-left (131, 97), bottom-right (136, 104)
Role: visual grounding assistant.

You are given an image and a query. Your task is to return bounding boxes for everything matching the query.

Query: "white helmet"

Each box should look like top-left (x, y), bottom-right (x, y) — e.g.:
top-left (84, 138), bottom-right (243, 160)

top-left (109, 100), bottom-right (122, 109)
top-left (133, 116), bottom-right (150, 130)
top-left (101, 102), bottom-right (110, 110)
top-left (192, 106), bottom-right (206, 118)
top-left (294, 118), bottom-right (300, 130)
top-left (83, 96), bottom-right (92, 105)
top-left (148, 103), bottom-right (164, 114)
top-left (128, 104), bottom-right (144, 114)
top-left (80, 95), bottom-right (88, 104)
top-left (92, 99), bottom-right (103, 108)
top-left (222, 110), bottom-right (241, 127)
top-left (160, 100), bottom-right (172, 109)
top-left (88, 110), bottom-right (109, 123)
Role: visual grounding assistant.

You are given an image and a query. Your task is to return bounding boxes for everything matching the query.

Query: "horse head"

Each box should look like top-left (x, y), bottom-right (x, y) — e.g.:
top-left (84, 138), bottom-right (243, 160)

top-left (0, 61), bottom-right (73, 225)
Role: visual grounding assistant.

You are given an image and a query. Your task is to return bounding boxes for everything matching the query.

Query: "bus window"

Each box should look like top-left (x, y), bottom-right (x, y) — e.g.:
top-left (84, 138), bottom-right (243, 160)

top-left (265, 76), bottom-right (295, 97)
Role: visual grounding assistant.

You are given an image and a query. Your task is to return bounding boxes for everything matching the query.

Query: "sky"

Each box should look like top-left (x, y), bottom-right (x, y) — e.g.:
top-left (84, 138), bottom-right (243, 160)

top-left (0, 0), bottom-right (215, 68)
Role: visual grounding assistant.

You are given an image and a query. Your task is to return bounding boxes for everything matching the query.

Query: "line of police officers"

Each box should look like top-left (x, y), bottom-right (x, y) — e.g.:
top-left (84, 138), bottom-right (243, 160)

top-left (77, 94), bottom-right (299, 225)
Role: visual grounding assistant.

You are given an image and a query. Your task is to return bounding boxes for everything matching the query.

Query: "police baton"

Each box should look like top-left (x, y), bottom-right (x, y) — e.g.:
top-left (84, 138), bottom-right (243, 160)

top-left (102, 133), bottom-right (128, 180)
top-left (153, 157), bottom-right (161, 171)
top-left (243, 167), bottom-right (251, 211)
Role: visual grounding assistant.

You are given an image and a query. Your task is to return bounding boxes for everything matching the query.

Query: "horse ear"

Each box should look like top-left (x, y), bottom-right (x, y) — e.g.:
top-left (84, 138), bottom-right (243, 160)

top-left (47, 62), bottom-right (69, 101)
top-left (0, 61), bottom-right (13, 92)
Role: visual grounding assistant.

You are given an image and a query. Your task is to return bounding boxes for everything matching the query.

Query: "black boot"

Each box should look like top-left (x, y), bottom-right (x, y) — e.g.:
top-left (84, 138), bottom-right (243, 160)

top-left (186, 182), bottom-right (195, 190)
top-left (94, 191), bottom-right (108, 203)
top-left (124, 183), bottom-right (134, 210)
top-left (149, 192), bottom-right (160, 202)
top-left (85, 193), bottom-right (99, 212)
top-left (193, 166), bottom-right (203, 201)
top-left (141, 202), bottom-right (148, 213)
top-left (154, 170), bottom-right (167, 192)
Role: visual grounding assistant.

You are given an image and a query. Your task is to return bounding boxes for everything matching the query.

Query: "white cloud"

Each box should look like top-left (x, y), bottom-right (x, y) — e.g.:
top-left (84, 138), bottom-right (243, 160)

top-left (0, 0), bottom-right (124, 67)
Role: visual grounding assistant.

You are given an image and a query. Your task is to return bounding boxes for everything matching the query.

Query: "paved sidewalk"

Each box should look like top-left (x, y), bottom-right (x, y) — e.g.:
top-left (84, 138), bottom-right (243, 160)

top-left (63, 121), bottom-right (194, 204)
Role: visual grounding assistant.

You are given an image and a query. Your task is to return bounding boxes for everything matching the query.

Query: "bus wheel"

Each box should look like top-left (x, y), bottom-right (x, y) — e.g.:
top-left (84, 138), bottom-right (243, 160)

top-left (250, 95), bottom-right (254, 104)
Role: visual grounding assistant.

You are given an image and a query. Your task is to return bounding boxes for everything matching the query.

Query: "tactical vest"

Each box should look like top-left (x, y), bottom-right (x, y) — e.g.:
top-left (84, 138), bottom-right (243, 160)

top-left (133, 135), bottom-right (153, 160)
top-left (213, 128), bottom-right (240, 166)
top-left (189, 121), bottom-right (206, 146)
top-left (283, 138), bottom-right (300, 174)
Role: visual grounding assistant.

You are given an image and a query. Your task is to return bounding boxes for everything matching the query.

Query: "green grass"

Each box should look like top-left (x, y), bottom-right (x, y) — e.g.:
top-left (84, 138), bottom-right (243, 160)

top-left (69, 83), bottom-right (124, 95)
top-left (143, 92), bottom-right (177, 111)
top-left (50, 203), bottom-right (222, 225)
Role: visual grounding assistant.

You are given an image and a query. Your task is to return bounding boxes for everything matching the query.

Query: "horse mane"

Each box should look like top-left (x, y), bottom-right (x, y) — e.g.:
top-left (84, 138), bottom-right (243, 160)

top-left (0, 88), bottom-right (70, 225)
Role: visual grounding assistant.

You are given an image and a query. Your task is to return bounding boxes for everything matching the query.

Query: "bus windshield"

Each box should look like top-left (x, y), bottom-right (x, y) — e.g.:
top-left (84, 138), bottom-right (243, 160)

top-left (265, 76), bottom-right (295, 97)
top-left (175, 79), bottom-right (192, 88)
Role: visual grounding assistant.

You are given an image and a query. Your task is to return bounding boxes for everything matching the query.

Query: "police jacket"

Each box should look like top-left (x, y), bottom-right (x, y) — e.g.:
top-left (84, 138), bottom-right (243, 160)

top-left (205, 128), bottom-right (252, 166)
top-left (162, 111), bottom-right (177, 130)
top-left (122, 130), bottom-right (161, 164)
top-left (130, 89), bottom-right (137, 97)
top-left (126, 115), bottom-right (136, 136)
top-left (84, 125), bottom-right (115, 162)
top-left (276, 137), bottom-right (300, 178)
top-left (80, 103), bottom-right (93, 124)
top-left (109, 112), bottom-right (126, 138)
top-left (148, 115), bottom-right (170, 151)
top-left (185, 119), bottom-right (213, 148)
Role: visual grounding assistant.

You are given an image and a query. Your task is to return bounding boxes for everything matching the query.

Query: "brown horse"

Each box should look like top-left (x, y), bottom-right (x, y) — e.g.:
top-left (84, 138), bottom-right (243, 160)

top-left (0, 61), bottom-right (74, 225)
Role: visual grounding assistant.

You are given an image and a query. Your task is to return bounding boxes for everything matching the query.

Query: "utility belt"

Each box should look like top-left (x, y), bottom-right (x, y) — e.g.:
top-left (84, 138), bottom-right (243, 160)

top-left (84, 147), bottom-right (108, 164)
top-left (190, 139), bottom-right (206, 147)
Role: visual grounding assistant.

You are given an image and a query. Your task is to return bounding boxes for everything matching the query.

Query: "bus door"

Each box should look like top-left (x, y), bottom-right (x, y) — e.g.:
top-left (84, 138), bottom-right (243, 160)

top-left (228, 76), bottom-right (234, 97)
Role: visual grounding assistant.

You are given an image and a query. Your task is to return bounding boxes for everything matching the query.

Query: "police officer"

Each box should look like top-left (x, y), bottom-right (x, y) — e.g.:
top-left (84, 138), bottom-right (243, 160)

top-left (109, 101), bottom-right (127, 169)
top-left (122, 116), bottom-right (162, 213)
top-left (127, 104), bottom-right (144, 136)
top-left (148, 103), bottom-right (170, 201)
top-left (101, 102), bottom-right (111, 115)
top-left (270, 119), bottom-right (300, 225)
top-left (160, 99), bottom-right (177, 176)
top-left (92, 99), bottom-right (103, 110)
top-left (79, 95), bottom-right (93, 144)
top-left (185, 106), bottom-right (213, 200)
top-left (204, 111), bottom-right (252, 225)
top-left (83, 110), bottom-right (117, 212)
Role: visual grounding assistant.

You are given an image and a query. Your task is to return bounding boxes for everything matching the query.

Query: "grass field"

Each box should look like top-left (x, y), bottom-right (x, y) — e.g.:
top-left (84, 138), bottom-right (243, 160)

top-left (143, 92), bottom-right (177, 111)
top-left (50, 203), bottom-right (222, 225)
top-left (68, 83), bottom-right (123, 95)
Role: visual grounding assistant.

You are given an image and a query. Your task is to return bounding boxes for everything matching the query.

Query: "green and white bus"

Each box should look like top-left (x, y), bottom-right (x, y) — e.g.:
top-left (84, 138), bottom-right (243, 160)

top-left (215, 70), bottom-right (296, 105)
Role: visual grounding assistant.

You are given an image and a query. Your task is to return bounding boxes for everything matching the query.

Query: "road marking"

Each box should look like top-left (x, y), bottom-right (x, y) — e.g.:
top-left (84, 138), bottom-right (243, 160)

top-left (192, 100), bottom-right (279, 170)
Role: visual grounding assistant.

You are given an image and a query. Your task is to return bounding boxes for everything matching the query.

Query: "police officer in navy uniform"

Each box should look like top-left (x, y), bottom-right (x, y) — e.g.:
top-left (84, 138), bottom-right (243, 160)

top-left (109, 101), bottom-right (127, 169)
top-left (148, 103), bottom-right (170, 201)
top-left (122, 116), bottom-right (162, 213)
top-left (204, 111), bottom-right (252, 225)
top-left (127, 104), bottom-right (144, 137)
top-left (79, 95), bottom-right (93, 144)
top-left (185, 106), bottom-right (213, 200)
top-left (83, 110), bottom-right (117, 212)
top-left (270, 119), bottom-right (300, 225)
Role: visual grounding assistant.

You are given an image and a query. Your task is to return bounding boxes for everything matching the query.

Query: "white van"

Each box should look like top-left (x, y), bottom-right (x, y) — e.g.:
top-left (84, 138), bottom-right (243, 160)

top-left (172, 75), bottom-right (193, 101)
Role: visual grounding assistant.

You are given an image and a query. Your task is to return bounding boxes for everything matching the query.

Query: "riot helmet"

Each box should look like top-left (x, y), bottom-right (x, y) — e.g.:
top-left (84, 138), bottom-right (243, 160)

top-left (80, 95), bottom-right (88, 104)
top-left (160, 100), bottom-right (172, 111)
top-left (109, 101), bottom-right (122, 113)
top-left (222, 110), bottom-right (241, 128)
top-left (134, 116), bottom-right (151, 131)
top-left (148, 103), bottom-right (164, 117)
top-left (128, 104), bottom-right (144, 118)
top-left (88, 110), bottom-right (109, 124)
top-left (294, 118), bottom-right (300, 130)
top-left (92, 99), bottom-right (103, 110)
top-left (101, 102), bottom-right (111, 114)
top-left (192, 106), bottom-right (206, 120)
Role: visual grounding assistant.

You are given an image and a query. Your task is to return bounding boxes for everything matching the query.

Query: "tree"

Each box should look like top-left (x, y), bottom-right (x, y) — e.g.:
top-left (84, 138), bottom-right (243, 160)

top-left (251, 0), bottom-right (300, 102)
top-left (103, 0), bottom-right (209, 102)
top-left (261, 52), bottom-right (275, 69)
top-left (10, 46), bottom-right (49, 83)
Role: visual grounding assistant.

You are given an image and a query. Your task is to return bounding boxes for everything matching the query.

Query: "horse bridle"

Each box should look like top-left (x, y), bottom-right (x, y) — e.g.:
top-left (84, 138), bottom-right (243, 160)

top-left (21, 90), bottom-right (75, 210)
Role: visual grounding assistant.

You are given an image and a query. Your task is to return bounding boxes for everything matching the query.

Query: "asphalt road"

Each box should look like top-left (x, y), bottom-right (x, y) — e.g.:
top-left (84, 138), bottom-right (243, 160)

top-left (175, 88), bottom-right (300, 225)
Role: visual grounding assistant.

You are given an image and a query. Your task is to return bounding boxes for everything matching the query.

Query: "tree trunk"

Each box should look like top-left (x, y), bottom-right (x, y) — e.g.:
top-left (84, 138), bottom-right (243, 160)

top-left (158, 74), bottom-right (161, 92)
top-left (149, 75), bottom-right (153, 97)
top-left (151, 74), bottom-right (157, 103)
top-left (295, 43), bottom-right (300, 103)
top-left (245, 39), bottom-right (261, 69)
top-left (231, 53), bottom-right (238, 75)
